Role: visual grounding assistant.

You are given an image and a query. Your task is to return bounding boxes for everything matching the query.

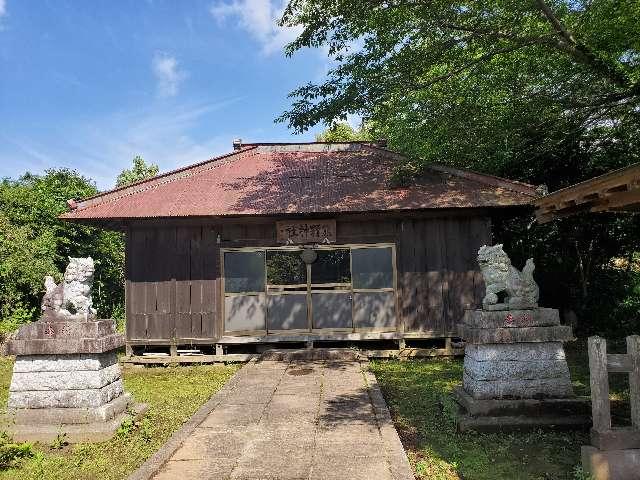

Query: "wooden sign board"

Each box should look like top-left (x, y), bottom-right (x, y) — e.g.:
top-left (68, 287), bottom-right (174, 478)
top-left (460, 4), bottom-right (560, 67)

top-left (276, 219), bottom-right (336, 244)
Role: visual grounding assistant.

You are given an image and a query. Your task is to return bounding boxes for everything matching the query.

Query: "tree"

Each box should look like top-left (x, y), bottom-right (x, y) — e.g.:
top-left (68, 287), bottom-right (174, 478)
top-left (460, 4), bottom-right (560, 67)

top-left (279, 0), bottom-right (640, 175)
top-left (0, 170), bottom-right (124, 331)
top-left (279, 0), bottom-right (640, 335)
top-left (116, 156), bottom-right (159, 188)
top-left (315, 121), bottom-right (372, 142)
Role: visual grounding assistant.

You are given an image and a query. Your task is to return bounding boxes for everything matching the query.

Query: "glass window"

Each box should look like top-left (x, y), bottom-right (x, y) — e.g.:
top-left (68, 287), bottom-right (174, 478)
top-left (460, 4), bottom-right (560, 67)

top-left (266, 250), bottom-right (306, 285)
top-left (224, 251), bottom-right (265, 293)
top-left (353, 292), bottom-right (396, 328)
top-left (267, 294), bottom-right (308, 330)
top-left (312, 292), bottom-right (352, 329)
top-left (351, 247), bottom-right (393, 289)
top-left (225, 295), bottom-right (266, 331)
top-left (311, 249), bottom-right (351, 284)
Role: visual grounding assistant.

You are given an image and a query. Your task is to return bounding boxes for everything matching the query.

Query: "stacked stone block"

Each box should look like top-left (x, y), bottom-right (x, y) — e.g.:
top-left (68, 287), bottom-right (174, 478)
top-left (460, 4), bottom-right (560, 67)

top-left (461, 308), bottom-right (574, 400)
top-left (456, 308), bottom-right (589, 431)
top-left (3, 320), bottom-right (143, 442)
top-left (9, 352), bottom-right (127, 415)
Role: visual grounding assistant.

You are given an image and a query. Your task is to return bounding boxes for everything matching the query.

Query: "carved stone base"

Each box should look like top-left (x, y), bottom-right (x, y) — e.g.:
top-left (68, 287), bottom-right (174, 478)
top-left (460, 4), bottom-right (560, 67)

top-left (9, 352), bottom-right (125, 409)
top-left (3, 321), bottom-right (144, 443)
top-left (454, 386), bottom-right (590, 433)
top-left (2, 402), bottom-right (148, 443)
top-left (5, 320), bottom-right (124, 355)
top-left (459, 308), bottom-right (574, 344)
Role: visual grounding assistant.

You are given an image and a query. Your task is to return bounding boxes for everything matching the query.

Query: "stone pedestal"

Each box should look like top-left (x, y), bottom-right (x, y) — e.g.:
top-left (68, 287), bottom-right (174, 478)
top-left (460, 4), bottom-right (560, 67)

top-left (582, 446), bottom-right (640, 480)
top-left (3, 319), bottom-right (146, 443)
top-left (455, 308), bottom-right (590, 432)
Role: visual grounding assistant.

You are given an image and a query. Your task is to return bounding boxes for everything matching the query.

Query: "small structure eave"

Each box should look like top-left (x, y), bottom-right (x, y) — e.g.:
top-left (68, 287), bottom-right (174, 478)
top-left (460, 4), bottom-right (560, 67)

top-left (534, 163), bottom-right (640, 223)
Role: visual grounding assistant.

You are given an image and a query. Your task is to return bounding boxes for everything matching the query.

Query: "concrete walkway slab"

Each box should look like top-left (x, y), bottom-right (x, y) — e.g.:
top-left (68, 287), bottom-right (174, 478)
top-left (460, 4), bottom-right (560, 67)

top-left (131, 359), bottom-right (414, 480)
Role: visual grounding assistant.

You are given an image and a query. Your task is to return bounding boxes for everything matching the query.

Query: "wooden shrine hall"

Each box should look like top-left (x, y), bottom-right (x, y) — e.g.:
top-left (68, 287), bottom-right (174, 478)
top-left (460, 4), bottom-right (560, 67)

top-left (60, 141), bottom-right (541, 359)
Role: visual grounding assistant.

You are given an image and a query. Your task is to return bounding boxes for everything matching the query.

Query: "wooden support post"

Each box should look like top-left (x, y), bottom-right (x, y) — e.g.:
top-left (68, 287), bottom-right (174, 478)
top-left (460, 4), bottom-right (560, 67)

top-left (628, 335), bottom-right (640, 429)
top-left (445, 337), bottom-right (453, 355)
top-left (398, 338), bottom-right (406, 350)
top-left (169, 344), bottom-right (178, 357)
top-left (125, 343), bottom-right (133, 357)
top-left (588, 336), bottom-right (611, 432)
top-left (306, 341), bottom-right (314, 350)
top-left (215, 344), bottom-right (224, 356)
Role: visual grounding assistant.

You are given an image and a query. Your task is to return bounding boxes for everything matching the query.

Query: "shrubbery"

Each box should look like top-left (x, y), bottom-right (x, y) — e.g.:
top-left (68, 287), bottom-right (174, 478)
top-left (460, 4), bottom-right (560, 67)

top-left (0, 170), bottom-right (124, 331)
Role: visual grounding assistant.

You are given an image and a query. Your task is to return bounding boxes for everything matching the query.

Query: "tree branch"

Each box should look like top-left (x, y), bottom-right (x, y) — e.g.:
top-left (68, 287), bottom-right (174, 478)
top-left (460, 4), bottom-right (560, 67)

top-left (534, 0), bottom-right (632, 89)
top-left (534, 0), bottom-right (577, 45)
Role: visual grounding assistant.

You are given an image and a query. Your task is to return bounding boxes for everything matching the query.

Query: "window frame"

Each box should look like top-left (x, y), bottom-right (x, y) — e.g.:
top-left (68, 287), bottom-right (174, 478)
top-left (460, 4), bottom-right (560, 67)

top-left (220, 243), bottom-right (398, 335)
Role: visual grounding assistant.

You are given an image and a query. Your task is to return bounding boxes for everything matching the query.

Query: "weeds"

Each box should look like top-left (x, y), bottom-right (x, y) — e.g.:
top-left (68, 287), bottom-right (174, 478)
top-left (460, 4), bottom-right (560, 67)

top-left (0, 433), bottom-right (33, 469)
top-left (49, 433), bottom-right (68, 450)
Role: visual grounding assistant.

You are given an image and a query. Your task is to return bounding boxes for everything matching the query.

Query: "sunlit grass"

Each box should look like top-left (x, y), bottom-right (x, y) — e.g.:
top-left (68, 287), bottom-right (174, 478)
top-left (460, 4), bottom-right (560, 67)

top-left (370, 339), bottom-right (629, 480)
top-left (0, 357), bottom-right (239, 480)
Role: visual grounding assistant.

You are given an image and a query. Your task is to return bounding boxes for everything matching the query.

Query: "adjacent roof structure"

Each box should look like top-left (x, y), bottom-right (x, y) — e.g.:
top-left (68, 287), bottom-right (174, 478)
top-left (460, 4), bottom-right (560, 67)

top-left (535, 163), bottom-right (640, 223)
top-left (61, 142), bottom-right (540, 223)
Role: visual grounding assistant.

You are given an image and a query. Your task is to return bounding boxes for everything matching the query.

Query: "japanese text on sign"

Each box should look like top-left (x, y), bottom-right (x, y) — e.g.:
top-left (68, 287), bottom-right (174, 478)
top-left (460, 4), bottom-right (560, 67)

top-left (276, 220), bottom-right (336, 244)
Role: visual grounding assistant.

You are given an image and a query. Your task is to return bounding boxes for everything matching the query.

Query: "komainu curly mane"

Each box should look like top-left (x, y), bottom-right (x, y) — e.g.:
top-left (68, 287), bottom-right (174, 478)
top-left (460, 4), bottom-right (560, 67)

top-left (477, 244), bottom-right (539, 310)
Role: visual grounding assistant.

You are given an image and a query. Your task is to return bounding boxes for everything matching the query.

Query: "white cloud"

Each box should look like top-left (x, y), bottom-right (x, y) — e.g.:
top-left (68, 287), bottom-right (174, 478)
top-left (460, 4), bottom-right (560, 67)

top-left (152, 53), bottom-right (187, 97)
top-left (210, 0), bottom-right (302, 55)
top-left (0, 0), bottom-right (6, 18)
top-left (0, 99), bottom-right (244, 190)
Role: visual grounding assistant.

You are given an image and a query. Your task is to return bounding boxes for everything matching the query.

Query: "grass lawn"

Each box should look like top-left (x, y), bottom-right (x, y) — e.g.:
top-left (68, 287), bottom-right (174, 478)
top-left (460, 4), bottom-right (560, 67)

top-left (0, 357), bottom-right (239, 480)
top-left (370, 340), bottom-right (630, 480)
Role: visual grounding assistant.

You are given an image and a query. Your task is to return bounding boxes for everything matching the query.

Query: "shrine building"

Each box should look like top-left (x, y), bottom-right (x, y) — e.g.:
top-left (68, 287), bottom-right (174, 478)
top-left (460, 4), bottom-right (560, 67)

top-left (60, 141), bottom-right (539, 357)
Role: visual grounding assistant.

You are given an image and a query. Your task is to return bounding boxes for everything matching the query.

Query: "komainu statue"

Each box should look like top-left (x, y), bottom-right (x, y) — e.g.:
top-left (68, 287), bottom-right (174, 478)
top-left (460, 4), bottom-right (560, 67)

top-left (41, 257), bottom-right (97, 321)
top-left (477, 244), bottom-right (539, 310)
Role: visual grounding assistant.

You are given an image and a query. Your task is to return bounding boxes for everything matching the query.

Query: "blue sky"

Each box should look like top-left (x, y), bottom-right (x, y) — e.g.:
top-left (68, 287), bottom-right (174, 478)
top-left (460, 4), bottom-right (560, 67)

top-left (0, 0), bottom-right (333, 189)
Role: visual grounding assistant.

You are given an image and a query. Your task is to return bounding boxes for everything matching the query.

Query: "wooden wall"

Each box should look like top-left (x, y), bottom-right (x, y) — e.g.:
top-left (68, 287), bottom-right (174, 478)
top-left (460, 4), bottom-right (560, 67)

top-left (125, 213), bottom-right (491, 344)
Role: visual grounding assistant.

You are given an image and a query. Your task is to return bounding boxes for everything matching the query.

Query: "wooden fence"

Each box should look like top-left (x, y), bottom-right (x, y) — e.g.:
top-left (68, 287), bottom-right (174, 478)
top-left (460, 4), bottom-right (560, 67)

top-left (588, 335), bottom-right (640, 450)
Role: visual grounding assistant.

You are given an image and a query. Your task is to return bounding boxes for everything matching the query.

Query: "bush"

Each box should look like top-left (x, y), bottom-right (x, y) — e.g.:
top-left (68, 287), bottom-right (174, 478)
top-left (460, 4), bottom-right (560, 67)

top-left (0, 170), bottom-right (124, 327)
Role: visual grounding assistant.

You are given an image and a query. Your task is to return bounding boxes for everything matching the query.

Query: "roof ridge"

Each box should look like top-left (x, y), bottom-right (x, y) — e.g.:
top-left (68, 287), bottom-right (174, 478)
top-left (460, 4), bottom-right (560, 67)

top-left (68, 146), bottom-right (259, 212)
top-left (362, 144), bottom-right (539, 197)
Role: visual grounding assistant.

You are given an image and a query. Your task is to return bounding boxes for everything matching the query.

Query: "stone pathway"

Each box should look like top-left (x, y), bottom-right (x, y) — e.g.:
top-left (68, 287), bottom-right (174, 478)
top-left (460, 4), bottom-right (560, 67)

top-left (143, 359), bottom-right (414, 480)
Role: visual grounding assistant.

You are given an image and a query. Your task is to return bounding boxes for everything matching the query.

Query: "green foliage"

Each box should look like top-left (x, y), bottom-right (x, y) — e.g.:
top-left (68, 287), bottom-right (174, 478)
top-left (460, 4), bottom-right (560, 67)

top-left (280, 0), bottom-right (640, 169)
top-left (116, 416), bottom-right (135, 438)
top-left (496, 212), bottom-right (640, 336)
top-left (572, 465), bottom-right (595, 480)
top-left (49, 433), bottom-right (68, 451)
top-left (315, 121), bottom-right (371, 142)
top-left (116, 156), bottom-right (159, 188)
top-left (280, 0), bottom-right (640, 336)
top-left (0, 170), bottom-right (124, 330)
top-left (0, 433), bottom-right (33, 469)
top-left (266, 251), bottom-right (306, 285)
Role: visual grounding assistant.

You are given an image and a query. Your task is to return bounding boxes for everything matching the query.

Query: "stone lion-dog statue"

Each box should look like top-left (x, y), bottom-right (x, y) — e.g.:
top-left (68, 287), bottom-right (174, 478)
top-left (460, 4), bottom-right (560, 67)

top-left (477, 244), bottom-right (539, 310)
top-left (41, 257), bottom-right (97, 321)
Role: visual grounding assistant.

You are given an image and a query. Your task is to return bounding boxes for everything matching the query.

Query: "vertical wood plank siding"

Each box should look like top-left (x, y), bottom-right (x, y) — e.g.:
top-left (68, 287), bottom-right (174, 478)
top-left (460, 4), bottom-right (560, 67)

top-left (125, 215), bottom-right (490, 342)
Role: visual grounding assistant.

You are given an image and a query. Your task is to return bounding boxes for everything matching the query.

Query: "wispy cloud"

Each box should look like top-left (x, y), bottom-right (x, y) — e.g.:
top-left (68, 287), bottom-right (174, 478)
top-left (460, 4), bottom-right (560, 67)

top-left (210, 0), bottom-right (302, 55)
top-left (152, 53), bottom-right (187, 97)
top-left (0, 0), bottom-right (6, 18)
top-left (0, 98), bottom-right (244, 189)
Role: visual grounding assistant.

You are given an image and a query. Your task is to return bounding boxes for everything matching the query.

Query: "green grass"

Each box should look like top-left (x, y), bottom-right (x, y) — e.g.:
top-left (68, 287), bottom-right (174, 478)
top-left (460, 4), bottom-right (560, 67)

top-left (0, 357), bottom-right (239, 480)
top-left (369, 340), bottom-right (629, 480)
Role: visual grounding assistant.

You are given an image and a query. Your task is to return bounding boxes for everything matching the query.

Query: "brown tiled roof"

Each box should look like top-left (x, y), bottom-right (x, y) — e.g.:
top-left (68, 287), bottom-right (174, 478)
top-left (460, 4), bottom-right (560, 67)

top-left (60, 142), bottom-right (539, 221)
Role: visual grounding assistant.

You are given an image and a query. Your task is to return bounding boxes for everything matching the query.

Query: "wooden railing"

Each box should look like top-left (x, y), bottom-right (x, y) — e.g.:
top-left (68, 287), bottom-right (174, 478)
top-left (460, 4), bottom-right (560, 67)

top-left (588, 335), bottom-right (640, 449)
